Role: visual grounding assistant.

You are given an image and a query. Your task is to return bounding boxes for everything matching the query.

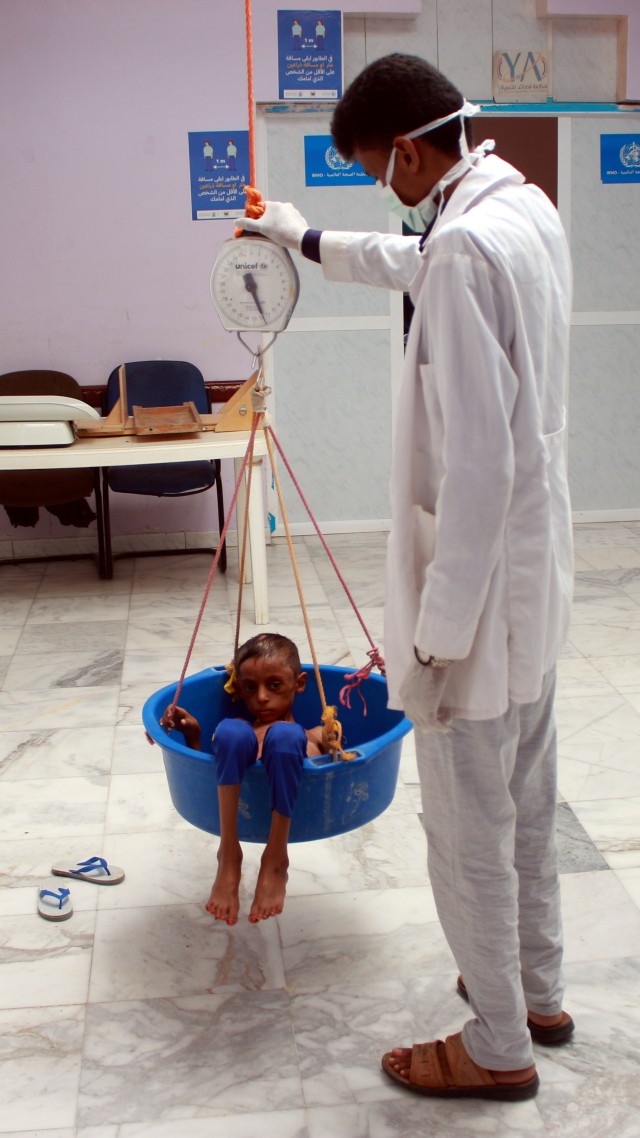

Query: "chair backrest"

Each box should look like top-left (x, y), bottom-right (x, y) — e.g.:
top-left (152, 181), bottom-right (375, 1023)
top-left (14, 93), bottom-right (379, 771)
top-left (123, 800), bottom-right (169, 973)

top-left (106, 361), bottom-right (210, 416)
top-left (0, 369), bottom-right (84, 400)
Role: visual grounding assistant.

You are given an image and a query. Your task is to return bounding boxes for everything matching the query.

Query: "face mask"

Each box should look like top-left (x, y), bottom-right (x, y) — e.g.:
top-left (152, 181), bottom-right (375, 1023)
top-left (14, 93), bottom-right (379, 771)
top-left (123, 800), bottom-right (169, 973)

top-left (377, 99), bottom-right (488, 232)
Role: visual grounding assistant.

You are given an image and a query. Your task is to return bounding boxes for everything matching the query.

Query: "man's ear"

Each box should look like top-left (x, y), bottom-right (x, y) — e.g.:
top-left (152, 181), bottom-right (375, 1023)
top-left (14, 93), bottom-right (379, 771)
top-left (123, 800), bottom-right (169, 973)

top-left (392, 135), bottom-right (421, 173)
top-left (295, 671), bottom-right (308, 694)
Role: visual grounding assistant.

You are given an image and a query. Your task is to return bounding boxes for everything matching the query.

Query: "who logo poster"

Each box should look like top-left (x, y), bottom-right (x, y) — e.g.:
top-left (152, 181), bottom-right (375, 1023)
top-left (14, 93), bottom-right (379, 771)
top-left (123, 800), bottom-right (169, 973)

top-left (493, 49), bottom-right (550, 102)
top-left (601, 135), bottom-right (640, 183)
top-left (304, 136), bottom-right (375, 186)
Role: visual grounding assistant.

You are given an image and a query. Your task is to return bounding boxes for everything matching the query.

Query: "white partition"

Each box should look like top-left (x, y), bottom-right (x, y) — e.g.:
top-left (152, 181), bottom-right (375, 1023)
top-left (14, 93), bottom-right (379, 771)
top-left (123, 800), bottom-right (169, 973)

top-left (567, 114), bottom-right (640, 515)
top-left (261, 108), bottom-right (403, 533)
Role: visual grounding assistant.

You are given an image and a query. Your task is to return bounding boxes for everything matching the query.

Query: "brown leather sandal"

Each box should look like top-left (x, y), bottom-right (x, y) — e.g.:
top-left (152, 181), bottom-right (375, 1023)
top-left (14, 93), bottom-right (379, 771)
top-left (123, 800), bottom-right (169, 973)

top-left (381, 1031), bottom-right (539, 1101)
top-left (456, 976), bottom-right (575, 1045)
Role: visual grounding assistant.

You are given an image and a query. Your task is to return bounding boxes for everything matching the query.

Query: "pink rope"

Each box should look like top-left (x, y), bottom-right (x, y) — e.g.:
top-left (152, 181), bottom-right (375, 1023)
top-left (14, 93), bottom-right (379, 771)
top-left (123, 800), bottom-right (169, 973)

top-left (338, 647), bottom-right (386, 715)
top-left (147, 416), bottom-right (386, 742)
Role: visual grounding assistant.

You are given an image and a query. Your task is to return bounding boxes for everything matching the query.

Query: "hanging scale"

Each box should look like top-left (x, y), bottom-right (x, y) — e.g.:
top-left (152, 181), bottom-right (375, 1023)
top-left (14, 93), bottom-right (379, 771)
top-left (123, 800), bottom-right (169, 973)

top-left (210, 233), bottom-right (300, 361)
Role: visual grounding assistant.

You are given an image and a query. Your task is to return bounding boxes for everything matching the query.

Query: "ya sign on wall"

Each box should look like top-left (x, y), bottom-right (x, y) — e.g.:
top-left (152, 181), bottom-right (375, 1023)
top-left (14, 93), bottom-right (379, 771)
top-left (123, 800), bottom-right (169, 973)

top-left (493, 49), bottom-right (551, 101)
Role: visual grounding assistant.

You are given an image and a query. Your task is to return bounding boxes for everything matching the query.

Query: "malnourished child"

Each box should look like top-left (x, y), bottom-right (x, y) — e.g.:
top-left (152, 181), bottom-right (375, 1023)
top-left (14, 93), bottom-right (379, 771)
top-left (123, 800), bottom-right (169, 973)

top-left (161, 633), bottom-right (326, 924)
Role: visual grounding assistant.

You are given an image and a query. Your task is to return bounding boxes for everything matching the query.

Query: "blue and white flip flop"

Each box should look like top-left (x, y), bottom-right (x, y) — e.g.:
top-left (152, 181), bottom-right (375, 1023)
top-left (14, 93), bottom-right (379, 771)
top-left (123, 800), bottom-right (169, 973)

top-left (38, 880), bottom-right (73, 921)
top-left (51, 855), bottom-right (125, 886)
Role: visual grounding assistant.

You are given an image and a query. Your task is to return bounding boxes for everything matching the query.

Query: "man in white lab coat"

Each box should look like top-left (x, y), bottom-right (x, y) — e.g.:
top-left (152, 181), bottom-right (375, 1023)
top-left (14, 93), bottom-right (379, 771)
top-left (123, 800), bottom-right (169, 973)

top-left (243, 54), bottom-right (575, 1100)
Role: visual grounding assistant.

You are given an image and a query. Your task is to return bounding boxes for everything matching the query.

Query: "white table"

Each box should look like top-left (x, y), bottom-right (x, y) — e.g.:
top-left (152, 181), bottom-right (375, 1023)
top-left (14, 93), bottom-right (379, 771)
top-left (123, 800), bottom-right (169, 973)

top-left (0, 430), bottom-right (270, 623)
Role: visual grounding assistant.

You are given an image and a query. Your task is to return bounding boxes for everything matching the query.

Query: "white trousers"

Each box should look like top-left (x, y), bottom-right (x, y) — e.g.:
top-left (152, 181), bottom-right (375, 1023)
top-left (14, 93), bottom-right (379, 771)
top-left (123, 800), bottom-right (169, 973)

top-left (416, 667), bottom-right (564, 1070)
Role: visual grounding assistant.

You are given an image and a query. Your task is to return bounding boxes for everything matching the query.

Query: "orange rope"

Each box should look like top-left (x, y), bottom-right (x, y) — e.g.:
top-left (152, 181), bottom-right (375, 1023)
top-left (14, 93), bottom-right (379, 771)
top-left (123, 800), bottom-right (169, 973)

top-left (264, 429), bottom-right (325, 709)
top-left (245, 0), bottom-right (256, 186)
top-left (233, 413), bottom-right (260, 654)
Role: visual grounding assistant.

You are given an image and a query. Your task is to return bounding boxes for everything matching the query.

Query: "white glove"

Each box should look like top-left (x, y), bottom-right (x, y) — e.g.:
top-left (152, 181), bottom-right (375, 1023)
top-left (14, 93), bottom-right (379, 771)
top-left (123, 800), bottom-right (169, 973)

top-left (399, 659), bottom-right (452, 734)
top-left (239, 201), bottom-right (309, 250)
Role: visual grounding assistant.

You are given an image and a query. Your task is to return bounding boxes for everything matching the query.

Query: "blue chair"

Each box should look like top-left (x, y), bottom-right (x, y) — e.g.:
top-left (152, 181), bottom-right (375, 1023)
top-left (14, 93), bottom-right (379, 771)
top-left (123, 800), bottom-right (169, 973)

top-left (102, 360), bottom-right (226, 577)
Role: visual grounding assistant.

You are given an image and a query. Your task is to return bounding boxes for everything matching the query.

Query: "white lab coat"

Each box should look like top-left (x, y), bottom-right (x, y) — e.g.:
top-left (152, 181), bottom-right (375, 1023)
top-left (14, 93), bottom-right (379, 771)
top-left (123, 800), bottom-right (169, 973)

top-left (319, 155), bottom-right (574, 719)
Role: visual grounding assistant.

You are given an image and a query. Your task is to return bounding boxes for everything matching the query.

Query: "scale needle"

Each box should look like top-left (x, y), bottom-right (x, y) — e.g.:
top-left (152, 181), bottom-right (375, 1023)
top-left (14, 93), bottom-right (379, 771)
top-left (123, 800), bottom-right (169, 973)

top-left (243, 272), bottom-right (267, 323)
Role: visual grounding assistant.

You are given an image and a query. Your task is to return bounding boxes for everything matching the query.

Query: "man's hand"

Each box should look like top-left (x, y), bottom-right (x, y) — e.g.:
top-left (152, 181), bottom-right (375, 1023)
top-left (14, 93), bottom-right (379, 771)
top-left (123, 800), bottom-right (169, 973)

top-left (239, 201), bottom-right (309, 250)
top-left (399, 659), bottom-right (452, 734)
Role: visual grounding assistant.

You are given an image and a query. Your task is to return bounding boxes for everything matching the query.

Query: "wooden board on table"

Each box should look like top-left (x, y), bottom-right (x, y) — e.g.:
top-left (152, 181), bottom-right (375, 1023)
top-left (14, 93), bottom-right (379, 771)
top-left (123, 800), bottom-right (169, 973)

top-left (132, 402), bottom-right (203, 435)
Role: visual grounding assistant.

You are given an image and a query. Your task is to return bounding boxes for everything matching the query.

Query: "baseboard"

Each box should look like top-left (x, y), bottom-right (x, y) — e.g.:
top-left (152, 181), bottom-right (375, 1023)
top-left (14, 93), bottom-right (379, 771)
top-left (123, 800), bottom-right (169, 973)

top-left (572, 509), bottom-right (640, 523)
top-left (1, 530), bottom-right (241, 562)
top-left (270, 519), bottom-right (391, 537)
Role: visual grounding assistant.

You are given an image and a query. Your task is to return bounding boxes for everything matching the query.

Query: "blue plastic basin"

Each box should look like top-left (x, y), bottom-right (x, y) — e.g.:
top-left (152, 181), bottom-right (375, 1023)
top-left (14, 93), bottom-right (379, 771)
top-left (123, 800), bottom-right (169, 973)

top-left (142, 664), bottom-right (411, 843)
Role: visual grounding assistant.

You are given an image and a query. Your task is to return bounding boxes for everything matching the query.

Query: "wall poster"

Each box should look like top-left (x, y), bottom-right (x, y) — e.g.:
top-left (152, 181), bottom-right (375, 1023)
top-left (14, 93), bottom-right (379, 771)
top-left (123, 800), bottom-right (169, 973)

top-left (188, 131), bottom-right (250, 220)
top-left (277, 10), bottom-right (343, 100)
top-left (600, 134), bottom-right (640, 184)
top-left (304, 135), bottom-right (375, 185)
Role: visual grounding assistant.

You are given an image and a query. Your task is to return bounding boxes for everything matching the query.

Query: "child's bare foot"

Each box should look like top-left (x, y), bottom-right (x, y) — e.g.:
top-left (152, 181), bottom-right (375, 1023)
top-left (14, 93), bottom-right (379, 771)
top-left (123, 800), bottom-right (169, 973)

top-left (249, 853), bottom-right (289, 923)
top-left (206, 847), bottom-right (242, 925)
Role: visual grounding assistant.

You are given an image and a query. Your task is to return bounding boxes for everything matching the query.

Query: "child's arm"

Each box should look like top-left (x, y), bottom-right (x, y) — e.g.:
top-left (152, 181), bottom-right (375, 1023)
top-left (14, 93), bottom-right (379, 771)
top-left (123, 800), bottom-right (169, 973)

top-left (306, 725), bottom-right (328, 755)
top-left (160, 704), bottom-right (201, 750)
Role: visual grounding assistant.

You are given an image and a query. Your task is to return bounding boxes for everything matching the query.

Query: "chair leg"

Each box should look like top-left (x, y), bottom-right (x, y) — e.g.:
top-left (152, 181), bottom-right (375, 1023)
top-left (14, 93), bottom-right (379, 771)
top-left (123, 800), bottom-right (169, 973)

top-left (92, 468), bottom-right (107, 579)
top-left (101, 465), bottom-right (225, 576)
top-left (215, 459), bottom-right (227, 573)
top-left (101, 470), bottom-right (114, 579)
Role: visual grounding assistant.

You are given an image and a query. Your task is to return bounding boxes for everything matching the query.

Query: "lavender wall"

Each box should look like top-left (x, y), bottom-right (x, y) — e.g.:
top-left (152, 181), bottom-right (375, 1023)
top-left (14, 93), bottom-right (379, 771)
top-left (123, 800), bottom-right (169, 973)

top-left (0, 0), bottom-right (260, 540)
top-left (0, 0), bottom-right (251, 384)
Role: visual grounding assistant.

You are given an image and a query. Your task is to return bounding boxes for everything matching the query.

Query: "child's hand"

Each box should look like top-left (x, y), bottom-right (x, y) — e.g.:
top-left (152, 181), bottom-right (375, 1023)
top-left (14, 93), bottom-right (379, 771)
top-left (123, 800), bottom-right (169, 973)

top-left (160, 704), bottom-right (201, 749)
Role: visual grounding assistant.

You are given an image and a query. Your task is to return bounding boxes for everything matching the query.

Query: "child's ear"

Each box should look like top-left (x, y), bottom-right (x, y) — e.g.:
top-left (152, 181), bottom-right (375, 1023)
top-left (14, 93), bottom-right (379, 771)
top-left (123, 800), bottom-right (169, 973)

top-left (295, 671), bottom-right (307, 694)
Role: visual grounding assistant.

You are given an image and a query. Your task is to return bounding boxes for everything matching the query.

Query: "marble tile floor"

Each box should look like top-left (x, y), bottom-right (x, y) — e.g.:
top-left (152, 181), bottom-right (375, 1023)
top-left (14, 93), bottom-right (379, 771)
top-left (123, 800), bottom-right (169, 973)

top-left (1, 521), bottom-right (640, 1137)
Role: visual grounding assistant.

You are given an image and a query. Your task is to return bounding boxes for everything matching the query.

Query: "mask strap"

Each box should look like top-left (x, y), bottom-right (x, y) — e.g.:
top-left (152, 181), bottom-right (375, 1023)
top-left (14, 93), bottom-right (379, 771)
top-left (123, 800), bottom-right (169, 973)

top-left (382, 100), bottom-right (483, 189)
top-left (405, 99), bottom-right (479, 142)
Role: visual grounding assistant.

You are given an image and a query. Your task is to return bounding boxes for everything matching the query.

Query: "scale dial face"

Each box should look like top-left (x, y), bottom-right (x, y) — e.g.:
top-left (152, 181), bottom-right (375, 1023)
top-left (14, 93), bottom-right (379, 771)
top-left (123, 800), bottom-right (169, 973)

top-left (210, 235), bottom-right (300, 333)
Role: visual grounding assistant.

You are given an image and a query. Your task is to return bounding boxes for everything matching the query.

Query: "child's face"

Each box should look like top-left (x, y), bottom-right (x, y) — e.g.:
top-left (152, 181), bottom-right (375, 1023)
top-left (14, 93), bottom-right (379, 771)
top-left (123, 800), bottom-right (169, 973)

top-left (235, 655), bottom-right (306, 725)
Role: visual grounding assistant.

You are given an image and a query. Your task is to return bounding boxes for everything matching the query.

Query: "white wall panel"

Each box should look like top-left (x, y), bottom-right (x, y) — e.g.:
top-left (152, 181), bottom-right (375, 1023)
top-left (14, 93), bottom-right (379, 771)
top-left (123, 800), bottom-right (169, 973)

top-left (571, 115), bottom-right (640, 312)
top-left (569, 325), bottom-right (640, 511)
top-left (552, 18), bottom-right (618, 102)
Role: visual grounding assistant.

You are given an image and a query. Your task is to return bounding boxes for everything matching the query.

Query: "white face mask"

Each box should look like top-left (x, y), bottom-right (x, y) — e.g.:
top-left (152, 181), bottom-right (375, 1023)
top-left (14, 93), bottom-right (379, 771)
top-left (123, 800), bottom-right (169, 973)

top-left (377, 100), bottom-right (489, 232)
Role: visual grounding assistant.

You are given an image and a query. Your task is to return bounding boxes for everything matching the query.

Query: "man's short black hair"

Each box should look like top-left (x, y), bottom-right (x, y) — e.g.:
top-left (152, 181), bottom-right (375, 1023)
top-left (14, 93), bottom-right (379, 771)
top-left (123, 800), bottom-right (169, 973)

top-left (331, 53), bottom-right (469, 159)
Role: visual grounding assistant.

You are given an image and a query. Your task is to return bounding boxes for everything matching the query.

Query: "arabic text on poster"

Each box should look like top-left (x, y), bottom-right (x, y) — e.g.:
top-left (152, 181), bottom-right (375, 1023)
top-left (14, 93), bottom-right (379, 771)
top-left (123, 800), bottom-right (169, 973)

top-left (277, 10), bottom-right (343, 100)
top-left (600, 134), bottom-right (640, 184)
top-left (188, 131), bottom-right (250, 220)
top-left (304, 135), bottom-right (375, 185)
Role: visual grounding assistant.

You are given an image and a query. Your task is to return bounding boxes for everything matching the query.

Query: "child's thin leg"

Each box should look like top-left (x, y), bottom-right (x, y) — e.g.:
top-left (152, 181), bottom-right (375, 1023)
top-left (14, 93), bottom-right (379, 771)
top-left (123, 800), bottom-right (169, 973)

top-left (206, 783), bottom-right (243, 925)
top-left (249, 809), bottom-right (292, 923)
top-left (250, 722), bottom-right (305, 923)
top-left (208, 719), bottom-right (257, 925)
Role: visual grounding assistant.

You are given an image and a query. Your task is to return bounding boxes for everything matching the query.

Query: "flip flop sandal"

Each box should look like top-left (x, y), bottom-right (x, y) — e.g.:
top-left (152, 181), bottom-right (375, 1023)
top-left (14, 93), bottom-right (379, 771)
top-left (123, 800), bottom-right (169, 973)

top-left (51, 855), bottom-right (125, 886)
top-left (457, 975), bottom-right (575, 1045)
top-left (381, 1032), bottom-right (540, 1101)
top-left (38, 881), bottom-right (73, 922)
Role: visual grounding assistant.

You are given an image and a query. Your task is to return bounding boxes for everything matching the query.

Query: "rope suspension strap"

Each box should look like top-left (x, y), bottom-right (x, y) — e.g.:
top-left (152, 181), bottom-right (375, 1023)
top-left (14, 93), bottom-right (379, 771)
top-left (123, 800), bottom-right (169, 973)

top-left (263, 428), bottom-right (355, 761)
top-left (265, 424), bottom-right (385, 713)
top-left (339, 646), bottom-right (387, 715)
top-left (233, 410), bottom-right (261, 657)
top-left (152, 411), bottom-right (263, 730)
